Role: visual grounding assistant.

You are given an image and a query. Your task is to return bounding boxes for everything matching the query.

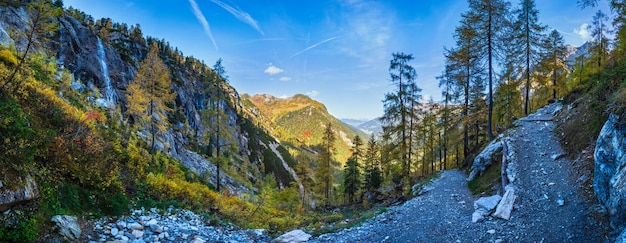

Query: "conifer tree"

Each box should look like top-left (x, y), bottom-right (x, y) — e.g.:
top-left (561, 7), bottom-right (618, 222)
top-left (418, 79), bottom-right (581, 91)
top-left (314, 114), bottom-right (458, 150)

top-left (126, 42), bottom-right (176, 152)
top-left (363, 135), bottom-right (382, 192)
top-left (514, 0), bottom-right (545, 115)
top-left (201, 58), bottom-right (238, 191)
top-left (316, 122), bottom-right (336, 208)
top-left (468, 0), bottom-right (509, 140)
top-left (589, 10), bottom-right (611, 68)
top-left (343, 135), bottom-right (363, 204)
top-left (539, 30), bottom-right (568, 100)
top-left (381, 52), bottom-right (420, 185)
top-left (1, 0), bottom-right (61, 92)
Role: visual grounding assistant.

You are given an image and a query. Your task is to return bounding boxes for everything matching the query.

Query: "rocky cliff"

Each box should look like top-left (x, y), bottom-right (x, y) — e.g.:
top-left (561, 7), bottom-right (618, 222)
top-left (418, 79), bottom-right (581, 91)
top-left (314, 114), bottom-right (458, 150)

top-left (0, 4), bottom-right (297, 194)
top-left (594, 113), bottom-right (626, 239)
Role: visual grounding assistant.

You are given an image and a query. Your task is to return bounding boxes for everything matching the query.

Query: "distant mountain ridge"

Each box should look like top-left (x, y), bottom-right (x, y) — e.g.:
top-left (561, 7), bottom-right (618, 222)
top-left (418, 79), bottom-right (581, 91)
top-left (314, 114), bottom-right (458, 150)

top-left (341, 118), bottom-right (383, 136)
top-left (244, 93), bottom-right (367, 162)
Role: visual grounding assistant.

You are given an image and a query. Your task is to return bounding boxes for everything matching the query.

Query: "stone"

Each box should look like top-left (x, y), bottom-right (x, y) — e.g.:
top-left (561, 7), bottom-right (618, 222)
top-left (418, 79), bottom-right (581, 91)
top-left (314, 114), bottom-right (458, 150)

top-left (131, 229), bottom-right (144, 239)
top-left (272, 229), bottom-right (312, 243)
top-left (51, 215), bottom-right (81, 240)
top-left (129, 222), bottom-right (144, 230)
top-left (551, 153), bottom-right (565, 160)
top-left (192, 236), bottom-right (206, 243)
top-left (474, 195), bottom-right (502, 211)
top-left (110, 227), bottom-right (119, 236)
top-left (494, 186), bottom-right (516, 220)
top-left (487, 229), bottom-right (496, 234)
top-left (149, 224), bottom-right (163, 233)
top-left (556, 199), bottom-right (565, 206)
top-left (0, 175), bottom-right (39, 211)
top-left (468, 139), bottom-right (503, 181)
top-left (594, 113), bottom-right (626, 235)
top-left (472, 209), bottom-right (489, 223)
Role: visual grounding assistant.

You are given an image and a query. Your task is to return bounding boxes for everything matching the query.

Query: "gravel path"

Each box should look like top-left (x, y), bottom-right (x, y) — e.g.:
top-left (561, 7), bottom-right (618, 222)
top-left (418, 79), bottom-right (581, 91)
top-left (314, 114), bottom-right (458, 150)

top-left (313, 103), bottom-right (609, 243)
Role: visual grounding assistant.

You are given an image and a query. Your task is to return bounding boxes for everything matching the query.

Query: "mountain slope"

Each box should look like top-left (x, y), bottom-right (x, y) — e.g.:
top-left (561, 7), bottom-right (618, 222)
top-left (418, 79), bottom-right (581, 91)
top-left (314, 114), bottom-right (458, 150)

top-left (245, 93), bottom-right (367, 163)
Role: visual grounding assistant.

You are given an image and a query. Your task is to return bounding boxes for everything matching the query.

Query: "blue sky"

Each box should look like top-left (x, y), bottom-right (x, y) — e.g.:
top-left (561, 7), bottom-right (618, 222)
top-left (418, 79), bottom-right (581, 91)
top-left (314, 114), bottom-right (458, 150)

top-left (64, 0), bottom-right (610, 120)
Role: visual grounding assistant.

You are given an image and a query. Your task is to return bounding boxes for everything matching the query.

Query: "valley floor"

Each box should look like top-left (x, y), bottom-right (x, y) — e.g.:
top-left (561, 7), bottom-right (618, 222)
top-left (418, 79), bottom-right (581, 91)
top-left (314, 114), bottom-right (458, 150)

top-left (313, 103), bottom-right (609, 242)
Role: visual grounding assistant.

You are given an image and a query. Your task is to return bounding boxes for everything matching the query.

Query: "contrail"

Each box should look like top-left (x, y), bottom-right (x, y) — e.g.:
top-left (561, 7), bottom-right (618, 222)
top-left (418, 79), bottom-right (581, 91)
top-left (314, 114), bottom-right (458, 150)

top-left (290, 36), bottom-right (339, 58)
top-left (211, 0), bottom-right (264, 35)
top-left (189, 0), bottom-right (218, 50)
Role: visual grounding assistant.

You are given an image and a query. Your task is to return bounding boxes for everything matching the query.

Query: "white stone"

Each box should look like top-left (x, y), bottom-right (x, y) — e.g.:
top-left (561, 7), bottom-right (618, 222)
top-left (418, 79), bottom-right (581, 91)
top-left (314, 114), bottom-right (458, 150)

top-left (110, 227), bottom-right (119, 236)
top-left (192, 236), bottom-right (206, 243)
top-left (51, 215), bottom-right (81, 240)
top-left (129, 222), bottom-right (144, 230)
top-left (131, 229), bottom-right (144, 239)
top-left (273, 229), bottom-right (312, 243)
top-left (487, 229), bottom-right (496, 234)
top-left (494, 186), bottom-right (516, 220)
top-left (474, 195), bottom-right (502, 211)
top-left (472, 208), bottom-right (489, 223)
top-left (556, 199), bottom-right (565, 206)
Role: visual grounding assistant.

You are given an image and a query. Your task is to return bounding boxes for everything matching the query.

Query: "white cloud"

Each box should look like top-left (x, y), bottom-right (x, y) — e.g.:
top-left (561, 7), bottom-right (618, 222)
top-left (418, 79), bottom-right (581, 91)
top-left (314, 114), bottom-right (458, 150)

top-left (210, 0), bottom-right (264, 35)
top-left (305, 90), bottom-right (319, 97)
top-left (574, 23), bottom-right (591, 40)
top-left (188, 0), bottom-right (218, 50)
top-left (264, 64), bottom-right (284, 75)
top-left (279, 77), bottom-right (292, 82)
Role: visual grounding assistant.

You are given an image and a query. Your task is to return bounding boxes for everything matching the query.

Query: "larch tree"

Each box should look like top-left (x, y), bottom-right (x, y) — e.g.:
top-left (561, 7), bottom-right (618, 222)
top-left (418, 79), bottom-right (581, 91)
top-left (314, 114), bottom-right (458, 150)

top-left (469, 0), bottom-right (510, 140)
top-left (589, 10), bottom-right (611, 68)
top-left (539, 30), bottom-right (568, 100)
top-left (514, 0), bottom-right (545, 115)
top-left (381, 52), bottom-right (420, 185)
top-left (201, 58), bottom-right (238, 191)
top-left (316, 122), bottom-right (336, 208)
top-left (1, 0), bottom-right (61, 92)
top-left (126, 42), bottom-right (176, 153)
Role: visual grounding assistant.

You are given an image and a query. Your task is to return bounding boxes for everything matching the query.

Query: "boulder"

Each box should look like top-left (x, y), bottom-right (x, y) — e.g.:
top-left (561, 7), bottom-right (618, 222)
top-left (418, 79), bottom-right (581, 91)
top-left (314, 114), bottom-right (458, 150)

top-left (594, 113), bottom-right (626, 233)
top-left (468, 139), bottom-right (503, 181)
top-left (472, 195), bottom-right (502, 223)
top-left (0, 175), bottom-right (39, 211)
top-left (493, 186), bottom-right (516, 220)
top-left (272, 229), bottom-right (311, 243)
top-left (51, 215), bottom-right (81, 240)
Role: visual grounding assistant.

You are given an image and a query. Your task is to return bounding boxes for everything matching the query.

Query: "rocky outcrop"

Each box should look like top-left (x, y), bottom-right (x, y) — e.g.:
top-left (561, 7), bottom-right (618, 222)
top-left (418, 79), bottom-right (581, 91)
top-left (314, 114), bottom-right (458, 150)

top-left (51, 215), bottom-right (81, 240)
top-left (594, 113), bottom-right (626, 235)
top-left (0, 175), bottom-right (39, 211)
top-left (468, 139), bottom-right (503, 181)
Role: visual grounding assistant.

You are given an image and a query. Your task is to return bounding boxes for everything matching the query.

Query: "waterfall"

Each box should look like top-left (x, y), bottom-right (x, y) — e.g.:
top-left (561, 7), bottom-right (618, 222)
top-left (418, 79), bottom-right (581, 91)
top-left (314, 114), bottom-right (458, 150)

top-left (96, 37), bottom-right (115, 108)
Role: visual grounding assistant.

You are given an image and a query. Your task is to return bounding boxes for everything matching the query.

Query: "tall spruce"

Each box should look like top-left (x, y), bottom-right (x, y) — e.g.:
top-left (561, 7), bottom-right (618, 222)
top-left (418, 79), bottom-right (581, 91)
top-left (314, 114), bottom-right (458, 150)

top-left (126, 42), bottom-right (176, 152)
top-left (381, 52), bottom-right (420, 185)
top-left (343, 135), bottom-right (363, 204)
top-left (540, 30), bottom-right (568, 100)
top-left (589, 10), bottom-right (611, 67)
top-left (363, 135), bottom-right (382, 192)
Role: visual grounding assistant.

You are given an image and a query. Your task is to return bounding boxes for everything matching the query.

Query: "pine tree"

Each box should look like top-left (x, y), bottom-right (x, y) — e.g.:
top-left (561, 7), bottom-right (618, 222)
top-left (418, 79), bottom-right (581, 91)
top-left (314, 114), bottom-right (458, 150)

top-left (381, 52), bottom-right (420, 185)
top-left (539, 30), bottom-right (568, 100)
top-left (126, 42), bottom-right (176, 152)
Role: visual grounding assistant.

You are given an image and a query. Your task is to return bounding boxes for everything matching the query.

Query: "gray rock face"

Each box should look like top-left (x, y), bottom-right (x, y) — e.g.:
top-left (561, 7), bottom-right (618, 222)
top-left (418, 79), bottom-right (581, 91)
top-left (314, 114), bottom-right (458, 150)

top-left (51, 215), bottom-right (81, 240)
top-left (594, 113), bottom-right (626, 233)
top-left (273, 229), bottom-right (312, 243)
top-left (468, 139), bottom-right (503, 181)
top-left (0, 175), bottom-right (39, 211)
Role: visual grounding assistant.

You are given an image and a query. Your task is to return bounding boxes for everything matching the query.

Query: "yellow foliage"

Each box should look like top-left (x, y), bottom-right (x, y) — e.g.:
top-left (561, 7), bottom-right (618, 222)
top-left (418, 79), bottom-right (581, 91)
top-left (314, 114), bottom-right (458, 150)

top-left (0, 49), bottom-right (18, 67)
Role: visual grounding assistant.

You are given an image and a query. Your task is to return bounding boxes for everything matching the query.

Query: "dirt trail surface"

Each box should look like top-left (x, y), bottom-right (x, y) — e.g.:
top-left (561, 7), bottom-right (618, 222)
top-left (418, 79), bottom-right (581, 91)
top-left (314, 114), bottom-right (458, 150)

top-left (313, 103), bottom-right (608, 243)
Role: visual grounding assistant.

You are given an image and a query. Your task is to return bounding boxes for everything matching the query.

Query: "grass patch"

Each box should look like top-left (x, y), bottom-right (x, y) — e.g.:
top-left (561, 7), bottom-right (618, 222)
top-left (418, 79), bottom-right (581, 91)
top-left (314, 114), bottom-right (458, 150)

top-left (468, 158), bottom-right (502, 195)
top-left (310, 206), bottom-right (387, 236)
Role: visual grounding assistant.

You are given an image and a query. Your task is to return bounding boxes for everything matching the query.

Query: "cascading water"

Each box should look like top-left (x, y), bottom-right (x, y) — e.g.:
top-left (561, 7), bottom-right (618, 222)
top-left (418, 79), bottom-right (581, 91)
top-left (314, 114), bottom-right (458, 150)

top-left (96, 37), bottom-right (115, 108)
